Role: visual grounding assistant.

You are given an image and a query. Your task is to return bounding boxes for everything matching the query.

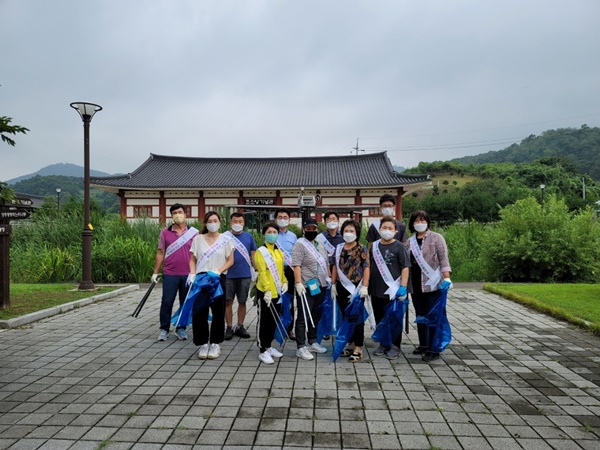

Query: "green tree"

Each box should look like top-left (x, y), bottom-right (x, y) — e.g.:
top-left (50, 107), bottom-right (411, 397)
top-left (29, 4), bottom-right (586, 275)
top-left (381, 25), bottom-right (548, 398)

top-left (0, 116), bottom-right (29, 147)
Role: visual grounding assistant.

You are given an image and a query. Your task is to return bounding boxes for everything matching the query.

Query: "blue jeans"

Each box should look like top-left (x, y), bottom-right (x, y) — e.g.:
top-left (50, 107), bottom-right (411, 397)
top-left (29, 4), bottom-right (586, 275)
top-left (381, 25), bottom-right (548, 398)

top-left (160, 274), bottom-right (189, 331)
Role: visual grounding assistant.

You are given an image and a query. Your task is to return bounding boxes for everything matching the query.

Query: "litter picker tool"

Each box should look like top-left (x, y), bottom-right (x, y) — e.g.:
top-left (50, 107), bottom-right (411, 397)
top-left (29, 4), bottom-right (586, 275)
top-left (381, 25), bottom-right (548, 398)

top-left (132, 281), bottom-right (156, 318)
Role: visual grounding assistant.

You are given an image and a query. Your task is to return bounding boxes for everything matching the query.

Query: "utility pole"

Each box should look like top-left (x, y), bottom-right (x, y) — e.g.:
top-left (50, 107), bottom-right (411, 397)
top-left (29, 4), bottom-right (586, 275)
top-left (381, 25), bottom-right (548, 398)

top-left (354, 138), bottom-right (359, 155)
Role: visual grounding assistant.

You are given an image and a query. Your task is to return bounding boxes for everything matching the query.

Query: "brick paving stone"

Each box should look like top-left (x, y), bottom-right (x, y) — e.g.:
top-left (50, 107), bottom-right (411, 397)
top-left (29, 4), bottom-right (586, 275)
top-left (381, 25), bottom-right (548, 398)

top-left (2, 287), bottom-right (600, 449)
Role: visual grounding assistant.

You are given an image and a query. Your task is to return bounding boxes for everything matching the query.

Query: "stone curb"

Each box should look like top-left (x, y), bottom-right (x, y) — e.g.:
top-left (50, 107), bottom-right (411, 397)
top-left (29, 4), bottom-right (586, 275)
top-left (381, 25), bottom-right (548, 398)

top-left (0, 284), bottom-right (139, 329)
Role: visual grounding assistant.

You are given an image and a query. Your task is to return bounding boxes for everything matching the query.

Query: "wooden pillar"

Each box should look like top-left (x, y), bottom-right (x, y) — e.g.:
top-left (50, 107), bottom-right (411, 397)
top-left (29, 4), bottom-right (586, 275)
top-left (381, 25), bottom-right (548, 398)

top-left (238, 190), bottom-right (244, 213)
top-left (275, 190), bottom-right (282, 206)
top-left (396, 188), bottom-right (405, 219)
top-left (118, 190), bottom-right (126, 219)
top-left (354, 189), bottom-right (362, 221)
top-left (159, 191), bottom-right (166, 225)
top-left (198, 191), bottom-right (205, 220)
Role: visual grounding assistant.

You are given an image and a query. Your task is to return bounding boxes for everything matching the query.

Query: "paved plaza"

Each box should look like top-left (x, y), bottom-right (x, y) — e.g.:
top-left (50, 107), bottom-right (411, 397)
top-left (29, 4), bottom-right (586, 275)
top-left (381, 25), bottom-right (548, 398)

top-left (0, 286), bottom-right (599, 450)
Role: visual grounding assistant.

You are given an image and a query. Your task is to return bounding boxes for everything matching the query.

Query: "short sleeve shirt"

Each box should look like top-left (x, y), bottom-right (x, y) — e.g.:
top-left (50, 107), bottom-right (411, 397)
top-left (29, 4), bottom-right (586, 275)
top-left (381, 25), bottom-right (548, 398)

top-left (190, 234), bottom-right (235, 274)
top-left (158, 225), bottom-right (197, 276)
top-left (368, 240), bottom-right (411, 298)
top-left (226, 231), bottom-right (258, 279)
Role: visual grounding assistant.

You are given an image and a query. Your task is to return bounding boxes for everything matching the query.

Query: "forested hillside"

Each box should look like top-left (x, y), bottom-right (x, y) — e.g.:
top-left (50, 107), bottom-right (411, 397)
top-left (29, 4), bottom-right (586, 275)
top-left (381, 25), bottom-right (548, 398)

top-left (11, 175), bottom-right (119, 213)
top-left (452, 125), bottom-right (600, 179)
top-left (403, 158), bottom-right (599, 224)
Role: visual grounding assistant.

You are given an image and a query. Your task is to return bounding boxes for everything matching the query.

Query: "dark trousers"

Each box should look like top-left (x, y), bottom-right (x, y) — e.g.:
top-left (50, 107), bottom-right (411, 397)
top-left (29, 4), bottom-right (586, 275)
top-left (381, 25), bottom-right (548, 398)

top-left (160, 274), bottom-right (189, 331)
top-left (336, 282), bottom-right (364, 347)
top-left (412, 290), bottom-right (442, 352)
top-left (372, 295), bottom-right (402, 348)
top-left (284, 266), bottom-right (295, 332)
top-left (295, 290), bottom-right (324, 348)
top-left (256, 291), bottom-right (277, 353)
top-left (192, 274), bottom-right (226, 346)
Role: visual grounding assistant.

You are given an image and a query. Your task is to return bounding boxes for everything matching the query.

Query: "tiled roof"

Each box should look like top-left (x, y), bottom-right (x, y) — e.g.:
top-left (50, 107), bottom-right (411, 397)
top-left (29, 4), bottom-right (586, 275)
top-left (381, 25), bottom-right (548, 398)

top-left (92, 152), bottom-right (429, 190)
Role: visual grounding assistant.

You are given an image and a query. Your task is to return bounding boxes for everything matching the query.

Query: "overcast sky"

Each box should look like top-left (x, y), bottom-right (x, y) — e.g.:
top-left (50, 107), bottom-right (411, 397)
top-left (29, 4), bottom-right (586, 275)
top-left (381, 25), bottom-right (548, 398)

top-left (2, 0), bottom-right (600, 181)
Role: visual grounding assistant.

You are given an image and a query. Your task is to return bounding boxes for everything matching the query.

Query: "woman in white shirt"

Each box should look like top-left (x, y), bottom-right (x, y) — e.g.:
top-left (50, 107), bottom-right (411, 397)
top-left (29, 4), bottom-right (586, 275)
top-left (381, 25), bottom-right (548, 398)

top-left (189, 211), bottom-right (234, 360)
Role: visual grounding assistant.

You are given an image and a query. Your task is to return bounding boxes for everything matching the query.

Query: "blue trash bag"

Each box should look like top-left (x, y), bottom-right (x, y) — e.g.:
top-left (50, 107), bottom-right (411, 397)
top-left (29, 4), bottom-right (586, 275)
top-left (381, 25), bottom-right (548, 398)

top-left (274, 292), bottom-right (294, 345)
top-left (172, 272), bottom-right (223, 328)
top-left (414, 289), bottom-right (452, 353)
top-left (372, 298), bottom-right (409, 349)
top-left (317, 288), bottom-right (343, 344)
top-left (333, 294), bottom-right (368, 362)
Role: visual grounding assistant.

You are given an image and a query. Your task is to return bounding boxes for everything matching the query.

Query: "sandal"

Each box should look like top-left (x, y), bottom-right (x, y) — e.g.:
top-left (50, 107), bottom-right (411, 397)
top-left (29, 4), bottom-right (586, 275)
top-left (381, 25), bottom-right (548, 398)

top-left (341, 345), bottom-right (355, 357)
top-left (349, 351), bottom-right (363, 363)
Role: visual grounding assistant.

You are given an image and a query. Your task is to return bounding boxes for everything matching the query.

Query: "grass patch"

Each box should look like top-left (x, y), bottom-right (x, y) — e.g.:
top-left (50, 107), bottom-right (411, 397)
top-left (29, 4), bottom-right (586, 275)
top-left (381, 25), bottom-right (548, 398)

top-left (1, 284), bottom-right (119, 320)
top-left (484, 283), bottom-right (600, 335)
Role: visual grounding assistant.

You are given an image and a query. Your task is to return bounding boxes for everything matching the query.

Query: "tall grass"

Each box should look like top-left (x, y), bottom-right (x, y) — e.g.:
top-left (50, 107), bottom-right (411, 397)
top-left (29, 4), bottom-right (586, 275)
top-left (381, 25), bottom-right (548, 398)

top-left (9, 213), bottom-right (494, 284)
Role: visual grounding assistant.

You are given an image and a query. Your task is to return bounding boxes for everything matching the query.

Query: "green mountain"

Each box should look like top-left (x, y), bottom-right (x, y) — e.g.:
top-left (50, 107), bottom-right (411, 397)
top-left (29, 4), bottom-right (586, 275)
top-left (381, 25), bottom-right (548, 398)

top-left (451, 125), bottom-right (600, 179)
top-left (7, 163), bottom-right (112, 185)
top-left (11, 175), bottom-right (119, 213)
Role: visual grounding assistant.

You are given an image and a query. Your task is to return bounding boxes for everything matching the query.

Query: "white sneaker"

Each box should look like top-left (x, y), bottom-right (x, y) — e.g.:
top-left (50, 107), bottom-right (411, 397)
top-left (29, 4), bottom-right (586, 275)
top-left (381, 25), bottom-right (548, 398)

top-left (267, 347), bottom-right (283, 358)
top-left (258, 351), bottom-right (274, 364)
top-left (158, 330), bottom-right (168, 341)
top-left (309, 342), bottom-right (328, 354)
top-left (296, 346), bottom-right (314, 361)
top-left (198, 344), bottom-right (209, 359)
top-left (207, 343), bottom-right (221, 359)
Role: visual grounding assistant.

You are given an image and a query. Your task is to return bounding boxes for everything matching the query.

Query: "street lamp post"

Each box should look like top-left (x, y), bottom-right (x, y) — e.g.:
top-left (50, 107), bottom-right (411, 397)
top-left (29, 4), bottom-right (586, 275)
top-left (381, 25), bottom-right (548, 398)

top-left (70, 102), bottom-right (102, 290)
top-left (540, 184), bottom-right (545, 210)
top-left (56, 188), bottom-right (61, 215)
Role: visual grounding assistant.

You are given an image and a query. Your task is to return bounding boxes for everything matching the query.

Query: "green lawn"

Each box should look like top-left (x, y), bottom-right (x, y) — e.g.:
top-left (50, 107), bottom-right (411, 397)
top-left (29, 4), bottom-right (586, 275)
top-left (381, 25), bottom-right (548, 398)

top-left (0, 284), bottom-right (119, 320)
top-left (484, 283), bottom-right (600, 335)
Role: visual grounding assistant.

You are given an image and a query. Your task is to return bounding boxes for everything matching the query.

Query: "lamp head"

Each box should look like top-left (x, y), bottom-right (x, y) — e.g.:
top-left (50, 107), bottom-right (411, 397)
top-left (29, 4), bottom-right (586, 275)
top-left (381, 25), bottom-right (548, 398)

top-left (56, 188), bottom-right (62, 194)
top-left (70, 102), bottom-right (102, 121)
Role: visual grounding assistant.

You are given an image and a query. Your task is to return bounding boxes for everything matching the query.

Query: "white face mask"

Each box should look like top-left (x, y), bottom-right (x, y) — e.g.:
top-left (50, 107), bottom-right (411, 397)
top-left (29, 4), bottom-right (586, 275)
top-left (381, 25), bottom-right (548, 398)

top-left (276, 219), bottom-right (289, 228)
top-left (381, 207), bottom-right (394, 216)
top-left (380, 229), bottom-right (395, 240)
top-left (326, 221), bottom-right (338, 230)
top-left (206, 222), bottom-right (220, 233)
top-left (231, 223), bottom-right (244, 233)
top-left (343, 232), bottom-right (357, 243)
top-left (172, 213), bottom-right (185, 224)
top-left (414, 223), bottom-right (428, 233)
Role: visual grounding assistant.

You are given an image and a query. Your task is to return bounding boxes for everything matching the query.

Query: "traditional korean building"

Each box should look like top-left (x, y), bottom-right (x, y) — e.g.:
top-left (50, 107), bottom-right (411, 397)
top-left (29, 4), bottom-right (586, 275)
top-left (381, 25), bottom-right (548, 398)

top-left (91, 152), bottom-right (430, 225)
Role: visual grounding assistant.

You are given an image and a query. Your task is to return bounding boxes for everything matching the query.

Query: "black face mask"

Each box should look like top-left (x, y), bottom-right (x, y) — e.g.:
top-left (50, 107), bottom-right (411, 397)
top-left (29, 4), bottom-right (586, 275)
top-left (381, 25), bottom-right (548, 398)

top-left (304, 231), bottom-right (318, 241)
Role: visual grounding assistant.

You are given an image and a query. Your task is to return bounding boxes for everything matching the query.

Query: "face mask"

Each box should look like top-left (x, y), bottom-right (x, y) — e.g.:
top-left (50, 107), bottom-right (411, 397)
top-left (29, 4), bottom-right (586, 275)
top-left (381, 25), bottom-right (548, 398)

top-left (381, 207), bottom-right (394, 216)
top-left (326, 221), bottom-right (338, 230)
top-left (414, 223), bottom-right (428, 233)
top-left (276, 219), bottom-right (289, 228)
top-left (304, 231), bottom-right (318, 241)
top-left (380, 230), bottom-right (395, 240)
top-left (265, 234), bottom-right (278, 244)
top-left (206, 222), bottom-right (220, 233)
top-left (231, 224), bottom-right (244, 233)
top-left (343, 233), bottom-right (356, 243)
top-left (172, 214), bottom-right (185, 224)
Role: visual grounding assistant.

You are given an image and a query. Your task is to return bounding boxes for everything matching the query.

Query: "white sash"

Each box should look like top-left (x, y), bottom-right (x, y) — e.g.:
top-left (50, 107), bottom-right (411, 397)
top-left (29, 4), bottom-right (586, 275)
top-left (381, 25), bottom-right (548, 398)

top-left (298, 238), bottom-right (329, 277)
top-left (195, 234), bottom-right (232, 273)
top-left (258, 246), bottom-right (284, 295)
top-left (409, 235), bottom-right (441, 287)
top-left (316, 233), bottom-right (336, 256)
top-left (335, 244), bottom-right (360, 296)
top-left (275, 242), bottom-right (293, 267)
top-left (165, 227), bottom-right (198, 259)
top-left (372, 240), bottom-right (401, 300)
top-left (224, 231), bottom-right (257, 280)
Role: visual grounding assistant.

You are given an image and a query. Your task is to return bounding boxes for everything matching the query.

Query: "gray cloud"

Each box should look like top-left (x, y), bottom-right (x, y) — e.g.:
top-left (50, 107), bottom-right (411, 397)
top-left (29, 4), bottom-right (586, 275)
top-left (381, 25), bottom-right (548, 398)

top-left (2, 0), bottom-right (599, 180)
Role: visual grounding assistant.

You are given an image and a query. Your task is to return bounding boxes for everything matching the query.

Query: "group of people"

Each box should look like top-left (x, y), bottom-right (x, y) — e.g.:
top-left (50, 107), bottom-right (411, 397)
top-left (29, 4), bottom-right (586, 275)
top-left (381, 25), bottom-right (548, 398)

top-left (152, 194), bottom-right (452, 365)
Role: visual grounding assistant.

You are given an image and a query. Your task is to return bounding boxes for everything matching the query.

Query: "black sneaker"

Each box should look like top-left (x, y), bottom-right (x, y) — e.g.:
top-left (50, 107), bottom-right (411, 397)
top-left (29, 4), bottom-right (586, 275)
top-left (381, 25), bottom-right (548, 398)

top-left (323, 335), bottom-right (331, 341)
top-left (412, 346), bottom-right (428, 355)
top-left (422, 352), bottom-right (440, 362)
top-left (224, 327), bottom-right (234, 341)
top-left (234, 325), bottom-right (250, 339)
